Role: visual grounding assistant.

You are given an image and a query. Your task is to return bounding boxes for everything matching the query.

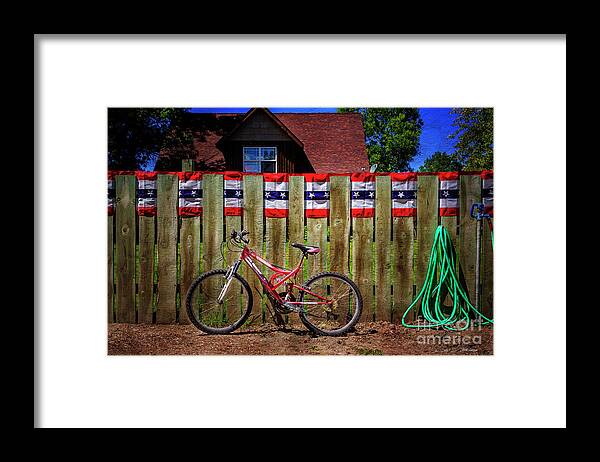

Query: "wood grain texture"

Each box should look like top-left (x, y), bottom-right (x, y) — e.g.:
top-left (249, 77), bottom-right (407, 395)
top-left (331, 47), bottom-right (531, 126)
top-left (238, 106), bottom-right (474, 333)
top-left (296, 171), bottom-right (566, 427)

top-left (156, 174), bottom-right (178, 324)
top-left (287, 176), bottom-right (305, 270)
top-left (266, 217), bottom-right (286, 269)
top-left (138, 216), bottom-right (155, 323)
top-left (243, 175), bottom-right (264, 319)
top-left (392, 217), bottom-right (414, 323)
top-left (440, 214), bottom-right (458, 311)
top-left (201, 174), bottom-right (225, 320)
top-left (225, 214), bottom-right (243, 321)
top-left (108, 215), bottom-right (114, 323)
top-left (415, 175), bottom-right (439, 319)
top-left (329, 176), bottom-right (350, 277)
top-left (115, 175), bottom-right (136, 323)
top-left (458, 175), bottom-right (481, 308)
top-left (352, 217), bottom-right (373, 322)
top-left (481, 219), bottom-right (494, 319)
top-left (179, 217), bottom-right (200, 324)
top-left (306, 218), bottom-right (327, 277)
top-left (375, 175), bottom-right (392, 321)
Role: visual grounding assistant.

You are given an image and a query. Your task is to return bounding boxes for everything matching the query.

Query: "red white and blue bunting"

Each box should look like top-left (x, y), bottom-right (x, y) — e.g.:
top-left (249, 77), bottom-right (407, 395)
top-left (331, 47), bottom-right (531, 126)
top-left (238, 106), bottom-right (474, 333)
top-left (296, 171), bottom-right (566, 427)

top-left (107, 170), bottom-right (493, 219)
top-left (439, 172), bottom-right (459, 217)
top-left (178, 171), bottom-right (203, 217)
top-left (107, 172), bottom-right (115, 216)
top-left (481, 170), bottom-right (493, 216)
top-left (391, 172), bottom-right (417, 217)
top-left (264, 173), bottom-right (289, 218)
top-left (304, 174), bottom-right (330, 218)
top-left (136, 171), bottom-right (157, 217)
top-left (351, 173), bottom-right (376, 218)
top-left (224, 172), bottom-right (243, 216)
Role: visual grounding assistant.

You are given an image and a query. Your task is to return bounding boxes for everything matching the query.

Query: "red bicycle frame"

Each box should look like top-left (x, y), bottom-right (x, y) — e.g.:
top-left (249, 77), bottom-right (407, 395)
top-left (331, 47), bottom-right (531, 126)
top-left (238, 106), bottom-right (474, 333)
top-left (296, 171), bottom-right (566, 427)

top-left (235, 245), bottom-right (330, 307)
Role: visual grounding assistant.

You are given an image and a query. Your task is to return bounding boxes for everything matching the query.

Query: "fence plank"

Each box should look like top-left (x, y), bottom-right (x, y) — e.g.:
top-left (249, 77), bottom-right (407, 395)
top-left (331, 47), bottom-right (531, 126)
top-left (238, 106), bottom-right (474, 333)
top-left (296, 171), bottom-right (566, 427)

top-left (329, 176), bottom-right (350, 277)
top-left (138, 216), bottom-right (155, 323)
top-left (224, 214), bottom-right (243, 321)
top-left (481, 219), bottom-right (494, 319)
top-left (201, 174), bottom-right (225, 320)
top-left (179, 217), bottom-right (200, 324)
top-left (458, 175), bottom-right (481, 308)
top-left (352, 217), bottom-right (373, 322)
top-left (392, 217), bottom-right (414, 323)
top-left (288, 176), bottom-right (305, 271)
top-left (266, 218), bottom-right (286, 269)
top-left (156, 174), bottom-right (178, 324)
top-left (375, 175), bottom-right (392, 321)
top-left (225, 216), bottom-right (242, 266)
top-left (115, 175), bottom-right (136, 323)
top-left (243, 175), bottom-right (264, 321)
top-left (440, 214), bottom-right (458, 311)
top-left (415, 175), bottom-right (439, 320)
top-left (306, 218), bottom-right (327, 276)
top-left (108, 215), bottom-right (114, 323)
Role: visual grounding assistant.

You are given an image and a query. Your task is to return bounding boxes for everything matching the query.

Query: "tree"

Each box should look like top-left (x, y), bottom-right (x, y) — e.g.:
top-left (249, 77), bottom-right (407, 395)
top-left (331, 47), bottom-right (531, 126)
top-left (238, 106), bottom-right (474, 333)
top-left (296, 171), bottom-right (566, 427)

top-left (449, 108), bottom-right (493, 170)
top-left (108, 108), bottom-right (193, 170)
top-left (338, 108), bottom-right (423, 172)
top-left (419, 151), bottom-right (463, 172)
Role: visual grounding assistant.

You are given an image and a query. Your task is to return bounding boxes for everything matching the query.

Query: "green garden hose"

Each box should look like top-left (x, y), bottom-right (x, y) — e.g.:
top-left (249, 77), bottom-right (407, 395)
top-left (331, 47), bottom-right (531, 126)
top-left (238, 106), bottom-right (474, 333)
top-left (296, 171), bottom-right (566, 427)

top-left (401, 225), bottom-right (493, 331)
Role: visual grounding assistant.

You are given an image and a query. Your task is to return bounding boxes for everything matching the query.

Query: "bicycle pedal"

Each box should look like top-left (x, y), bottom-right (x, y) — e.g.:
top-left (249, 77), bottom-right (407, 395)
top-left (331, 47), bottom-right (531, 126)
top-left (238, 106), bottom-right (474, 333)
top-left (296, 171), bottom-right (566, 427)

top-left (282, 302), bottom-right (303, 313)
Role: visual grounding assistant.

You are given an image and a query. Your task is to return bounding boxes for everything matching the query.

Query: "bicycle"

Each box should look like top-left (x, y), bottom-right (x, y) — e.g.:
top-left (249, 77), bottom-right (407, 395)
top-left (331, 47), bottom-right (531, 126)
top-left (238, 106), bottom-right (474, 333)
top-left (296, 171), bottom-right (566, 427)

top-left (185, 229), bottom-right (363, 336)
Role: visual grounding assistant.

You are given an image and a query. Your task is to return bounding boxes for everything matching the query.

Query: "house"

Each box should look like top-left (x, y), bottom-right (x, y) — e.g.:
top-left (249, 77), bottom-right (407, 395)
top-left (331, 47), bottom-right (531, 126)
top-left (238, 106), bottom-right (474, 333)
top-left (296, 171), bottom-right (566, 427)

top-left (156, 108), bottom-right (370, 173)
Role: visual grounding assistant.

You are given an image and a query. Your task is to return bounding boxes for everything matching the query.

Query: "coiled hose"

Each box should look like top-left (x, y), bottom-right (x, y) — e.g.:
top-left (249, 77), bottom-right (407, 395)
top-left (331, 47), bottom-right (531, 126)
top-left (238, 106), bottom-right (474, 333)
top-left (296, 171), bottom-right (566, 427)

top-left (401, 225), bottom-right (493, 331)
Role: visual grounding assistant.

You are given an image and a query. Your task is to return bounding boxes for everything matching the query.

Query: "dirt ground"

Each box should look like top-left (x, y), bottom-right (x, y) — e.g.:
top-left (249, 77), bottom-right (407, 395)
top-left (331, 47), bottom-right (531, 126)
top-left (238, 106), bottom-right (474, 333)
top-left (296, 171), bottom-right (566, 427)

top-left (108, 320), bottom-right (493, 355)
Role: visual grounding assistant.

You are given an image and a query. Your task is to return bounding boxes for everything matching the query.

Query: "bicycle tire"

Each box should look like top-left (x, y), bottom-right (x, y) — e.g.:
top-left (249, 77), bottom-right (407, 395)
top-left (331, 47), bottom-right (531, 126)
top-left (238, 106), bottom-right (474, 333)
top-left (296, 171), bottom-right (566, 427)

top-left (185, 269), bottom-right (253, 334)
top-left (298, 271), bottom-right (362, 337)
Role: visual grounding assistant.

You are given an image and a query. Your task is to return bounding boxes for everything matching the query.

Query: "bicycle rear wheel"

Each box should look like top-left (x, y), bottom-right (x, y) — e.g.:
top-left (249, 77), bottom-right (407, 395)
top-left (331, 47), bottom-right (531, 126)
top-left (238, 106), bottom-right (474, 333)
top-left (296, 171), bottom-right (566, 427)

top-left (298, 271), bottom-right (362, 336)
top-left (185, 269), bottom-right (253, 334)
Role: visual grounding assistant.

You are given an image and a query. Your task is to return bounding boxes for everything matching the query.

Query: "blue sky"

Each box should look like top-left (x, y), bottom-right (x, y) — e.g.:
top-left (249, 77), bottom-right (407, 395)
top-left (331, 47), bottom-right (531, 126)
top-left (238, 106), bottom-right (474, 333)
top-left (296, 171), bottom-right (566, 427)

top-left (187, 107), bottom-right (457, 170)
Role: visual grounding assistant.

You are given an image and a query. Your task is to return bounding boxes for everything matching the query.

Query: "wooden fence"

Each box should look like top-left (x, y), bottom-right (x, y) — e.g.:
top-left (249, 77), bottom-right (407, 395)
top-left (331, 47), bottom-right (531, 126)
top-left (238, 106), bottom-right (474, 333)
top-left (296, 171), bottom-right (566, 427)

top-left (108, 170), bottom-right (493, 325)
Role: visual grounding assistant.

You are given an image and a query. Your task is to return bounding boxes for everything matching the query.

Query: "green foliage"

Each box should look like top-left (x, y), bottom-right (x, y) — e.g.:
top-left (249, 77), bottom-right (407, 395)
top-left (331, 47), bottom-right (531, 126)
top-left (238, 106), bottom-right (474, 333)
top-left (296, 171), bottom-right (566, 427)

top-left (419, 151), bottom-right (463, 172)
top-left (449, 108), bottom-right (493, 170)
top-left (338, 108), bottom-right (423, 172)
top-left (108, 108), bottom-right (192, 170)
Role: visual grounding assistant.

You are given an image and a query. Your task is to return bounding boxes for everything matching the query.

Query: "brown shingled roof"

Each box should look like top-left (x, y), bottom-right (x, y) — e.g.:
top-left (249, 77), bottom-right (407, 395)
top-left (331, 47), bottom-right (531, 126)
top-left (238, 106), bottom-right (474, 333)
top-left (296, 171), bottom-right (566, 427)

top-left (274, 112), bottom-right (369, 173)
top-left (158, 109), bottom-right (370, 173)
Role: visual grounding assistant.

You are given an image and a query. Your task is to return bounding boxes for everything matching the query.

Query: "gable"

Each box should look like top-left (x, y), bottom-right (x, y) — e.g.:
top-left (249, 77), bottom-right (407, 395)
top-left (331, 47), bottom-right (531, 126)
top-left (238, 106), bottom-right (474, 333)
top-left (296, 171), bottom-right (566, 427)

top-left (224, 109), bottom-right (300, 143)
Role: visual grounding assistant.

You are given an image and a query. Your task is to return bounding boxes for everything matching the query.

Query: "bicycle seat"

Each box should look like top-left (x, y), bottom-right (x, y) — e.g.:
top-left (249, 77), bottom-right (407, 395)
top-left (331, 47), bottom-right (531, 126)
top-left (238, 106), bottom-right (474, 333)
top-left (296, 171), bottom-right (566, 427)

top-left (291, 243), bottom-right (321, 255)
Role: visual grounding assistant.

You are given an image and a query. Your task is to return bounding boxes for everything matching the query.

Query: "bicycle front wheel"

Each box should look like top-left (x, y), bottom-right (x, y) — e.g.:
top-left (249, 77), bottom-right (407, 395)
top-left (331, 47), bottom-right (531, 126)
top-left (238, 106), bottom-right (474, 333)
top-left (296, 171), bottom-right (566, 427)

top-left (298, 272), bottom-right (362, 336)
top-left (185, 269), bottom-right (253, 334)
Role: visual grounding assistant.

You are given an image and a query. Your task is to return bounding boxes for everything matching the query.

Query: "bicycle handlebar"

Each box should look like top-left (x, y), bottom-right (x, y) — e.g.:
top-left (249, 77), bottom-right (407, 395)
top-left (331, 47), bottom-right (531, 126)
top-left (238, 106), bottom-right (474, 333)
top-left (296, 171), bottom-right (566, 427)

top-left (230, 229), bottom-right (250, 244)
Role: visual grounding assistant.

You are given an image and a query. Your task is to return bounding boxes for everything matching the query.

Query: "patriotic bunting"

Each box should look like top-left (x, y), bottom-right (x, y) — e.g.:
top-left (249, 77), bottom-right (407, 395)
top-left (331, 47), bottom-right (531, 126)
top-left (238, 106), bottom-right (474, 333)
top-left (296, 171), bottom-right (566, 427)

top-left (481, 170), bottom-right (493, 216)
top-left (264, 173), bottom-right (289, 218)
top-left (391, 172), bottom-right (417, 217)
top-left (108, 171), bottom-right (492, 220)
top-left (136, 171), bottom-right (157, 217)
top-left (224, 172), bottom-right (243, 216)
top-left (439, 172), bottom-right (459, 217)
top-left (107, 171), bottom-right (115, 216)
top-left (351, 173), bottom-right (376, 218)
top-left (178, 171), bottom-right (203, 217)
top-left (304, 174), bottom-right (330, 218)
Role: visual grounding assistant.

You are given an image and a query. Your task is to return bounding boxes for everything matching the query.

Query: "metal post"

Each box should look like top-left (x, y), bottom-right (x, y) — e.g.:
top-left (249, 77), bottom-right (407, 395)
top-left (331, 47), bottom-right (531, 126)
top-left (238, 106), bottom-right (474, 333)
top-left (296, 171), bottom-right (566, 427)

top-left (475, 217), bottom-right (481, 313)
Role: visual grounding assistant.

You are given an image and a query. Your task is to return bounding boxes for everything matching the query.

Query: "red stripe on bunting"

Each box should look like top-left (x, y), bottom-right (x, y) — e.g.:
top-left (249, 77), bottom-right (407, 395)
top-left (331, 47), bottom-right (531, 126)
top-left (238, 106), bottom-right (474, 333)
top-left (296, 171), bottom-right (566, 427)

top-left (179, 207), bottom-right (203, 217)
top-left (264, 173), bottom-right (289, 218)
top-left (393, 208), bottom-right (416, 217)
top-left (390, 172), bottom-right (417, 182)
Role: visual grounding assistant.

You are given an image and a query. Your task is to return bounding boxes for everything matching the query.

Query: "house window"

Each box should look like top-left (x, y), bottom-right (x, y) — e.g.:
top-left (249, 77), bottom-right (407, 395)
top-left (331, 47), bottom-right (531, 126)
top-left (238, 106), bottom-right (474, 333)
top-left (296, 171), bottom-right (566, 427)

top-left (243, 147), bottom-right (277, 173)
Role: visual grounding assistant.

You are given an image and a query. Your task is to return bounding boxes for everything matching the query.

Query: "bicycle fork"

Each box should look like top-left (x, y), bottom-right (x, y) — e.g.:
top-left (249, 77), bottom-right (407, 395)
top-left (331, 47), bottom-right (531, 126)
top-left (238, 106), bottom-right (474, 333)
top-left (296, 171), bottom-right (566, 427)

top-left (217, 260), bottom-right (242, 304)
